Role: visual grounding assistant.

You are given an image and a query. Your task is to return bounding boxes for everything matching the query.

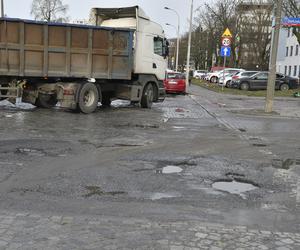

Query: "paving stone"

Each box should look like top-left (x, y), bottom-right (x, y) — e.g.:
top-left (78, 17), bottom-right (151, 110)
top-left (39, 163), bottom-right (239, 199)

top-left (195, 232), bottom-right (208, 238)
top-left (280, 238), bottom-right (294, 244)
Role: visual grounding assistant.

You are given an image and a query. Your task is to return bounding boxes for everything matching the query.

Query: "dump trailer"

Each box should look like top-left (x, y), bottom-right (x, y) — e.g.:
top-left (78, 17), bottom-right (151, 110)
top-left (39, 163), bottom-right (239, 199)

top-left (0, 6), bottom-right (168, 113)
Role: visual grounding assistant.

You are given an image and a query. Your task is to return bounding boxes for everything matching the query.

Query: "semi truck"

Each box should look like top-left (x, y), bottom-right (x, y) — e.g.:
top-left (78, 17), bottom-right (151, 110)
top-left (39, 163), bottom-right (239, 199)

top-left (0, 6), bottom-right (168, 113)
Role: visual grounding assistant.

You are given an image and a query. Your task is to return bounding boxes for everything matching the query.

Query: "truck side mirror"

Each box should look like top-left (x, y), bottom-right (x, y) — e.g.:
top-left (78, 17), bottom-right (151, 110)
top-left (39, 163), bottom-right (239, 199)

top-left (163, 39), bottom-right (169, 59)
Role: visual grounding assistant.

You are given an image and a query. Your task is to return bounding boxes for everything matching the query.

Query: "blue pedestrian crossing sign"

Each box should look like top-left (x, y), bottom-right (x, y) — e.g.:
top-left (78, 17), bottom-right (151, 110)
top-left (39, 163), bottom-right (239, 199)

top-left (220, 46), bottom-right (231, 57)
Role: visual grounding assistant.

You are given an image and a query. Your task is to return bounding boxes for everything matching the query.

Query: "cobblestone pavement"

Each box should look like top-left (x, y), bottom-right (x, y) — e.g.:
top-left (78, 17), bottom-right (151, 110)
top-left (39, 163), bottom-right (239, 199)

top-left (0, 210), bottom-right (300, 250)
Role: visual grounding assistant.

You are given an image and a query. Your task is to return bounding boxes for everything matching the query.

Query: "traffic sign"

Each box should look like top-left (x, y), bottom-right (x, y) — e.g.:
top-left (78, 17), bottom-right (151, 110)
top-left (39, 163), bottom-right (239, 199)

top-left (220, 46), bottom-right (231, 57)
top-left (282, 17), bottom-right (300, 27)
top-left (221, 37), bottom-right (231, 47)
top-left (222, 28), bottom-right (232, 38)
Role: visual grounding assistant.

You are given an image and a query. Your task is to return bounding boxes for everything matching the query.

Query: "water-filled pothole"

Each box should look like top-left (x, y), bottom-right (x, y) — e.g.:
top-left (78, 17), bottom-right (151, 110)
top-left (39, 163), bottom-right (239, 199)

top-left (212, 180), bottom-right (258, 198)
top-left (156, 166), bottom-right (183, 174)
top-left (16, 148), bottom-right (46, 156)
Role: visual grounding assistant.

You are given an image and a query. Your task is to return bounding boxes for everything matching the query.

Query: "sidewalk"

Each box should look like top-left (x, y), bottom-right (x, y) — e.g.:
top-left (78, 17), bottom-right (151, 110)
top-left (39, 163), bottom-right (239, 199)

top-left (1, 210), bottom-right (300, 250)
top-left (188, 84), bottom-right (300, 119)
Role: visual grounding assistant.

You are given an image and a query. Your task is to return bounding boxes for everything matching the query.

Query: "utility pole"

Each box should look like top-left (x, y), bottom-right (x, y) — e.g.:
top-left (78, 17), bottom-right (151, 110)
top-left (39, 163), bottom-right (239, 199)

top-left (265, 0), bottom-right (283, 113)
top-left (185, 0), bottom-right (194, 92)
top-left (1, 0), bottom-right (4, 17)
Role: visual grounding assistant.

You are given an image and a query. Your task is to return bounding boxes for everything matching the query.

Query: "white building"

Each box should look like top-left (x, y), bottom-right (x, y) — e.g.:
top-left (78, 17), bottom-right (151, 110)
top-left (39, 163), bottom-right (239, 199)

top-left (277, 28), bottom-right (300, 78)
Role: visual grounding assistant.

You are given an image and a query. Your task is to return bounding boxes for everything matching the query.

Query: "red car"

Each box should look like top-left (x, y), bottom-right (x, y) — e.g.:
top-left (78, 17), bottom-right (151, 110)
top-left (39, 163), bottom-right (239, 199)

top-left (164, 72), bottom-right (186, 94)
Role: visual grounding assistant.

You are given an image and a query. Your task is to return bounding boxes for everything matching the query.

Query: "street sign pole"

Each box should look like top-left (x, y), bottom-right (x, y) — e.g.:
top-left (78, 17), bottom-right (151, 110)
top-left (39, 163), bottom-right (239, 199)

top-left (220, 29), bottom-right (232, 91)
top-left (222, 56), bottom-right (226, 91)
top-left (265, 0), bottom-right (283, 113)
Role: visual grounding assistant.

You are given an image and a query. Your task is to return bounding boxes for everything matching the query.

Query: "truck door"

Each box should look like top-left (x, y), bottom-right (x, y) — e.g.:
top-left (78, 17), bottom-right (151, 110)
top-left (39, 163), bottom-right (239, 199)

top-left (153, 36), bottom-right (168, 81)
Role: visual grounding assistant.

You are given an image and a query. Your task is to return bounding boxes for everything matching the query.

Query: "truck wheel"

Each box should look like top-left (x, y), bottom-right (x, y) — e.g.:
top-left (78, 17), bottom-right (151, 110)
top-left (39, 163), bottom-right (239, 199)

top-left (77, 83), bottom-right (99, 114)
top-left (35, 93), bottom-right (57, 108)
top-left (101, 94), bottom-right (111, 107)
top-left (141, 83), bottom-right (154, 108)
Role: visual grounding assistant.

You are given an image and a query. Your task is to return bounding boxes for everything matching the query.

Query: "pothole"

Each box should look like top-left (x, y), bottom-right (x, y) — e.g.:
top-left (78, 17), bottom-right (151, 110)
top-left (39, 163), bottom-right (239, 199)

top-left (149, 192), bottom-right (180, 200)
top-left (225, 172), bottom-right (246, 178)
top-left (83, 186), bottom-right (126, 198)
top-left (156, 166), bottom-right (183, 174)
top-left (238, 128), bottom-right (247, 132)
top-left (252, 143), bottom-right (267, 147)
top-left (212, 179), bottom-right (258, 198)
top-left (272, 158), bottom-right (300, 170)
top-left (16, 148), bottom-right (46, 156)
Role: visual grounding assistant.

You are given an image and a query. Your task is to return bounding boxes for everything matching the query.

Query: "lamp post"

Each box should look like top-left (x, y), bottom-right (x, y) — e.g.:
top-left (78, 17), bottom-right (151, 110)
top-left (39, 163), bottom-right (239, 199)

top-left (185, 0), bottom-right (194, 92)
top-left (166, 23), bottom-right (178, 70)
top-left (164, 7), bottom-right (180, 72)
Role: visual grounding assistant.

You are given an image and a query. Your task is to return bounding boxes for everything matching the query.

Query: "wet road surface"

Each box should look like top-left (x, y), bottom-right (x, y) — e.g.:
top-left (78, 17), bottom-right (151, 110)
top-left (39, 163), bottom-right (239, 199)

top-left (0, 85), bottom-right (300, 249)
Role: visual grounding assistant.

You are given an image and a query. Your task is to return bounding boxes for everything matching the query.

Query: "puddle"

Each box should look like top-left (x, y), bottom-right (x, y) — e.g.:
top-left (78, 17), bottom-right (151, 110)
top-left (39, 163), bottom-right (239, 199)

top-left (83, 186), bottom-right (126, 198)
top-left (16, 148), bottom-right (45, 156)
top-left (156, 166), bottom-right (183, 174)
top-left (150, 192), bottom-right (180, 200)
top-left (212, 180), bottom-right (258, 198)
top-left (272, 159), bottom-right (300, 170)
top-left (175, 108), bottom-right (185, 113)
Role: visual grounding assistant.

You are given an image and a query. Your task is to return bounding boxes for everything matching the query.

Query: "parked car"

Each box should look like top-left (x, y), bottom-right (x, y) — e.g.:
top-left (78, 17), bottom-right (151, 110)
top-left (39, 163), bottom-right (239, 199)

top-left (218, 73), bottom-right (236, 87)
top-left (194, 70), bottom-right (208, 79)
top-left (208, 68), bottom-right (245, 83)
top-left (231, 72), bottom-right (299, 91)
top-left (164, 72), bottom-right (186, 94)
top-left (228, 71), bottom-right (259, 88)
top-left (205, 71), bottom-right (221, 81)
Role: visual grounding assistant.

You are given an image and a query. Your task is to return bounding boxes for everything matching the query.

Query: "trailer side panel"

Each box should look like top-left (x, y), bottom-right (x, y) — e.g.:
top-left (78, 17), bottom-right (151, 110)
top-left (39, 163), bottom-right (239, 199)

top-left (0, 18), bottom-right (133, 80)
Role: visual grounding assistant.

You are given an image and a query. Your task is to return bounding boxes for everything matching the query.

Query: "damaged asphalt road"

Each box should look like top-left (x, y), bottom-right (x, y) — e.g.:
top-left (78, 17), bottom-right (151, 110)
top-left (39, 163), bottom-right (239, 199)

top-left (0, 86), bottom-right (300, 249)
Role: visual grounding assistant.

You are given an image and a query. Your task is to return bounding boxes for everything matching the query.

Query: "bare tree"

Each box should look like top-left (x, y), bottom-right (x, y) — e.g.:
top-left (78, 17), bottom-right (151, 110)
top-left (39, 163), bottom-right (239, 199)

top-left (31, 0), bottom-right (69, 22)
top-left (283, 0), bottom-right (300, 43)
top-left (192, 0), bottom-right (240, 69)
top-left (236, 1), bottom-right (273, 70)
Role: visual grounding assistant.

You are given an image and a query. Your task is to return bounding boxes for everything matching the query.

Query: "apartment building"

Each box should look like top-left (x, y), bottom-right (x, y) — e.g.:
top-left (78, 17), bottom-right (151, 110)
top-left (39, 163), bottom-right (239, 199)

top-left (236, 1), bottom-right (273, 70)
top-left (277, 28), bottom-right (300, 78)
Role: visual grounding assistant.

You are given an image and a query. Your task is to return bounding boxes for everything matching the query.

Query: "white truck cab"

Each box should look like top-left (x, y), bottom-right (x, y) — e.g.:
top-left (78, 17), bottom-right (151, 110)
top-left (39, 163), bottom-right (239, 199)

top-left (89, 6), bottom-right (168, 82)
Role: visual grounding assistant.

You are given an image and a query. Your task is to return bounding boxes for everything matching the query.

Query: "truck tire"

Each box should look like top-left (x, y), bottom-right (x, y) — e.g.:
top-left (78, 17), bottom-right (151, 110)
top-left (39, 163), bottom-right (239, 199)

top-left (35, 93), bottom-right (57, 108)
top-left (77, 83), bottom-right (99, 114)
top-left (141, 83), bottom-right (154, 108)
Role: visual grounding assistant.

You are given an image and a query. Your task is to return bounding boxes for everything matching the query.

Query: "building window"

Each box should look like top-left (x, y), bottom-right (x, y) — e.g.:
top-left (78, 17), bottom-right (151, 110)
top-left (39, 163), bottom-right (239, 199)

top-left (287, 28), bottom-right (290, 37)
top-left (296, 45), bottom-right (299, 56)
top-left (286, 47), bottom-right (289, 57)
top-left (290, 46), bottom-right (293, 56)
top-left (299, 65), bottom-right (300, 77)
top-left (294, 65), bottom-right (297, 76)
top-left (288, 66), bottom-right (292, 76)
top-left (284, 66), bottom-right (287, 75)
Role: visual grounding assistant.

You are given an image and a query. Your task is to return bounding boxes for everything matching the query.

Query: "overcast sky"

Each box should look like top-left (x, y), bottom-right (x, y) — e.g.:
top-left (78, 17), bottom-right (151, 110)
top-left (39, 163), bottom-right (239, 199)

top-left (5, 0), bottom-right (204, 38)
